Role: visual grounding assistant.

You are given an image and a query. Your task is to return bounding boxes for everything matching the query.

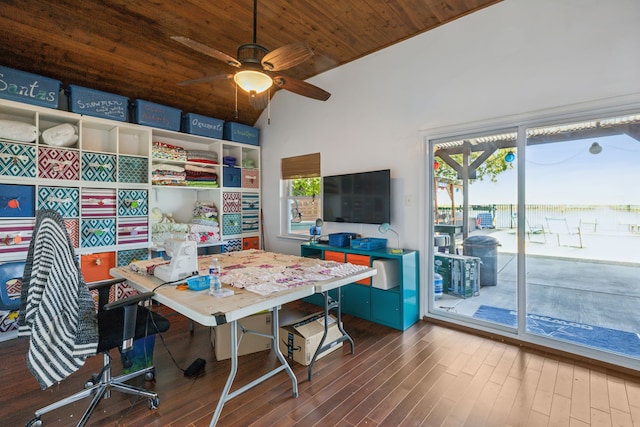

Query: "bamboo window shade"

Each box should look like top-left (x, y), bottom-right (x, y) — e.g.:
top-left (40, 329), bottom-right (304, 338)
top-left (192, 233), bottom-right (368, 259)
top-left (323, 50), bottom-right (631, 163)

top-left (281, 153), bottom-right (320, 179)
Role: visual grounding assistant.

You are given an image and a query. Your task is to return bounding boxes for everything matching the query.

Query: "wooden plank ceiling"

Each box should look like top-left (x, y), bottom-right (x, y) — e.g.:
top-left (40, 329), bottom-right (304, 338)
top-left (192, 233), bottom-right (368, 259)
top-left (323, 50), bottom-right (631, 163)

top-left (0, 0), bottom-right (500, 126)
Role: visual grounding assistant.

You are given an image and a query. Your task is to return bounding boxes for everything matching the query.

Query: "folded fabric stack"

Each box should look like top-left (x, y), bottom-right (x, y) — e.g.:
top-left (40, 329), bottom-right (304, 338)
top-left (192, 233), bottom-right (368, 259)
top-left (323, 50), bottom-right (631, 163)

top-left (185, 164), bottom-right (218, 187)
top-left (190, 201), bottom-right (220, 243)
top-left (0, 119), bottom-right (39, 142)
top-left (189, 223), bottom-right (220, 244)
top-left (150, 222), bottom-right (190, 246)
top-left (151, 164), bottom-right (186, 186)
top-left (41, 123), bottom-right (78, 147)
top-left (192, 201), bottom-right (219, 226)
top-left (152, 141), bottom-right (187, 161)
top-left (186, 149), bottom-right (218, 164)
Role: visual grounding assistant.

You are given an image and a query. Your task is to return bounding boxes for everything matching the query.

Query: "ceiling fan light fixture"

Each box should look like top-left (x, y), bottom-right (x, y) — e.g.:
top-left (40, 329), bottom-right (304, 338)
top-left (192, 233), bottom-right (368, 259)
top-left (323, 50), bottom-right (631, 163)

top-left (234, 70), bottom-right (273, 94)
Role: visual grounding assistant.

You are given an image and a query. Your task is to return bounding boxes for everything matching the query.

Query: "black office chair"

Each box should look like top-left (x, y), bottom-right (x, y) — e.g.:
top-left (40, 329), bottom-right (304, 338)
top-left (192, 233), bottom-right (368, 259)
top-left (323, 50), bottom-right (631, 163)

top-left (18, 210), bottom-right (170, 427)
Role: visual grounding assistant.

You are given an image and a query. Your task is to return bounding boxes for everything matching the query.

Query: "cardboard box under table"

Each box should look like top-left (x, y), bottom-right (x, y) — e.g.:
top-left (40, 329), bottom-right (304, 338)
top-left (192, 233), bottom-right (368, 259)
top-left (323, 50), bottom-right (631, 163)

top-left (211, 311), bottom-right (272, 361)
top-left (279, 312), bottom-right (343, 366)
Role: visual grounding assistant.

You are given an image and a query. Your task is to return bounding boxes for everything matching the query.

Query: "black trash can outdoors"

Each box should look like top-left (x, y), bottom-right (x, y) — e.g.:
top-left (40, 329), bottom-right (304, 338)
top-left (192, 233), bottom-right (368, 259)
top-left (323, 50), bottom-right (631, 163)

top-left (463, 235), bottom-right (499, 286)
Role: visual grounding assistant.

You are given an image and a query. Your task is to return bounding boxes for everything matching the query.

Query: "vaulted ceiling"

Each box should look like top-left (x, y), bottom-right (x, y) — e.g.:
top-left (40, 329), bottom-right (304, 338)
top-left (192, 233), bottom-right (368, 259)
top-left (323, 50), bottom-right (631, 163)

top-left (0, 0), bottom-right (500, 126)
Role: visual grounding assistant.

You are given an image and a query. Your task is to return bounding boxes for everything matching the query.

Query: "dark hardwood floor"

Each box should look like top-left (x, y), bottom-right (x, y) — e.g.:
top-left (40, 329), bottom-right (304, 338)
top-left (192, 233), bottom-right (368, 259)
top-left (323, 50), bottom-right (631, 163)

top-left (2, 300), bottom-right (639, 426)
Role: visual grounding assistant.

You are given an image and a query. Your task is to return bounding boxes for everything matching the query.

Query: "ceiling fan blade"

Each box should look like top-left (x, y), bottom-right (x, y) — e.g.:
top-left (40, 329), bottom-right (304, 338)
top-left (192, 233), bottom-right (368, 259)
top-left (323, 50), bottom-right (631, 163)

top-left (171, 36), bottom-right (241, 68)
top-left (273, 76), bottom-right (331, 101)
top-left (262, 42), bottom-right (313, 71)
top-left (177, 73), bottom-right (233, 86)
top-left (248, 90), bottom-right (269, 110)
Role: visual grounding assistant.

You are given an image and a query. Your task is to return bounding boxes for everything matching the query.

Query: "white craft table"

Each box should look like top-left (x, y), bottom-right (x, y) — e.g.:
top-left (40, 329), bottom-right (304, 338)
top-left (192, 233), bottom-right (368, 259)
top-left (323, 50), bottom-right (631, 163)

top-left (110, 249), bottom-right (375, 426)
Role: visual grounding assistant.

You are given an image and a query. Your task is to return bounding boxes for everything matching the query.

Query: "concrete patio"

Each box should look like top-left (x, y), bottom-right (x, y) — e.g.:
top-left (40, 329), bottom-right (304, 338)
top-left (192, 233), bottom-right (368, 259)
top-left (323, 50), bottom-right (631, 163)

top-left (433, 227), bottom-right (640, 337)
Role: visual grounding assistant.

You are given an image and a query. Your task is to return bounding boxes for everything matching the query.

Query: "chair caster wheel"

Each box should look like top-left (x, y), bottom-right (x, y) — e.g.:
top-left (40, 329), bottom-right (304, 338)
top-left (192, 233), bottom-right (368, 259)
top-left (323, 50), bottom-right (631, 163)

top-left (26, 417), bottom-right (42, 427)
top-left (145, 368), bottom-right (155, 381)
top-left (148, 396), bottom-right (160, 409)
top-left (84, 374), bottom-right (99, 388)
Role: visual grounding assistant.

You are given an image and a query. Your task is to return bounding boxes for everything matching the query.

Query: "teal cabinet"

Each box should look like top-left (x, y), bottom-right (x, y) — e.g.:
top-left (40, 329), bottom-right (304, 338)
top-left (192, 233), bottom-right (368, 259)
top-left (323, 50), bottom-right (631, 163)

top-left (341, 283), bottom-right (371, 320)
top-left (301, 243), bottom-right (419, 330)
top-left (371, 287), bottom-right (400, 328)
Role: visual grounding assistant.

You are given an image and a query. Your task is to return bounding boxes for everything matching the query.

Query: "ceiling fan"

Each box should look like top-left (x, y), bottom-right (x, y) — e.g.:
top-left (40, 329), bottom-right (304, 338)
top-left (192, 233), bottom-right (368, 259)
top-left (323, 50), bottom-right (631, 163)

top-left (171, 0), bottom-right (331, 110)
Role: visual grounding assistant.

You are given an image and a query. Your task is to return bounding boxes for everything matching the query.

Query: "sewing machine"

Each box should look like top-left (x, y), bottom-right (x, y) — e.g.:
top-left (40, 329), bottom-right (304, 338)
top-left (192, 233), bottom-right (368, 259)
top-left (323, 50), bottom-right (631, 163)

top-left (154, 238), bottom-right (199, 282)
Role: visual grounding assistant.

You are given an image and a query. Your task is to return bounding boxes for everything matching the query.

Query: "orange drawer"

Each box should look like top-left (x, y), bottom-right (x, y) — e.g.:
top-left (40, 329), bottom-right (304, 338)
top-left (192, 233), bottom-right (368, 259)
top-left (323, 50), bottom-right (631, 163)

top-left (242, 236), bottom-right (260, 250)
top-left (80, 251), bottom-right (116, 283)
top-left (324, 250), bottom-right (345, 262)
top-left (346, 253), bottom-right (371, 285)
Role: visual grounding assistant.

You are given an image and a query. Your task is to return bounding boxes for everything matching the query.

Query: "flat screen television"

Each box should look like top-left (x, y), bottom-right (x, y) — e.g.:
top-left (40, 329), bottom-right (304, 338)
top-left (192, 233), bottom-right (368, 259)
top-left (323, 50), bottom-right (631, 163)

top-left (322, 169), bottom-right (391, 224)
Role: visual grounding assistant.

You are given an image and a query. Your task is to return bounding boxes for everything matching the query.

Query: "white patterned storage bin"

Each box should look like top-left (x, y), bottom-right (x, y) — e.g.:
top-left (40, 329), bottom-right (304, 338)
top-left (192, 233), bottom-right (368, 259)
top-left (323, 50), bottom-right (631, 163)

top-left (81, 152), bottom-right (117, 182)
top-left (81, 188), bottom-right (116, 217)
top-left (118, 156), bottom-right (148, 183)
top-left (117, 217), bottom-right (148, 245)
top-left (223, 214), bottom-right (242, 235)
top-left (0, 218), bottom-right (34, 256)
top-left (117, 190), bottom-right (148, 216)
top-left (242, 214), bottom-right (259, 232)
top-left (242, 193), bottom-right (259, 213)
top-left (224, 238), bottom-right (242, 252)
top-left (117, 248), bottom-right (149, 266)
top-left (38, 186), bottom-right (79, 217)
top-left (223, 192), bottom-right (241, 213)
top-left (81, 218), bottom-right (116, 247)
top-left (0, 142), bottom-right (36, 178)
top-left (38, 147), bottom-right (80, 180)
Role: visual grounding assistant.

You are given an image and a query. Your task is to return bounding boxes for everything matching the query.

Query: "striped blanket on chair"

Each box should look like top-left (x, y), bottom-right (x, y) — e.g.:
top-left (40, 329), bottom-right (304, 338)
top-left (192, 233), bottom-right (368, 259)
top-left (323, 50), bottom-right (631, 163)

top-left (17, 209), bottom-right (99, 389)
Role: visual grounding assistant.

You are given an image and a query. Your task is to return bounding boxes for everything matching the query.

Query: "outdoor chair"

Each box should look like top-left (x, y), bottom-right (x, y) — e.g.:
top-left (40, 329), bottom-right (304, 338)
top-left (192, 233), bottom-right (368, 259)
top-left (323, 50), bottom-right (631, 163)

top-left (476, 212), bottom-right (495, 229)
top-left (545, 217), bottom-right (583, 248)
top-left (526, 220), bottom-right (546, 243)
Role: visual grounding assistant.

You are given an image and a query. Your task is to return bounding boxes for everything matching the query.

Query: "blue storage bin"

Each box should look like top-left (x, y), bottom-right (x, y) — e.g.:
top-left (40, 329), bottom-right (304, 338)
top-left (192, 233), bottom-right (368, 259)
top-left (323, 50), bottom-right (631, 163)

top-left (131, 99), bottom-right (181, 131)
top-left (67, 85), bottom-right (128, 122)
top-left (0, 184), bottom-right (35, 217)
top-left (223, 166), bottom-right (241, 187)
top-left (223, 122), bottom-right (259, 145)
top-left (350, 237), bottom-right (387, 250)
top-left (0, 65), bottom-right (61, 108)
top-left (182, 113), bottom-right (224, 138)
top-left (328, 232), bottom-right (357, 247)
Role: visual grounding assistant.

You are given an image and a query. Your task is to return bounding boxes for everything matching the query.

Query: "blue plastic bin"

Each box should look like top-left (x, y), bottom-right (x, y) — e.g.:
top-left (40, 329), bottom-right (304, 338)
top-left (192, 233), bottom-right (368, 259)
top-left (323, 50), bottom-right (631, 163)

top-left (67, 85), bottom-right (128, 122)
top-left (0, 65), bottom-right (61, 108)
top-left (182, 113), bottom-right (224, 138)
top-left (131, 99), bottom-right (181, 131)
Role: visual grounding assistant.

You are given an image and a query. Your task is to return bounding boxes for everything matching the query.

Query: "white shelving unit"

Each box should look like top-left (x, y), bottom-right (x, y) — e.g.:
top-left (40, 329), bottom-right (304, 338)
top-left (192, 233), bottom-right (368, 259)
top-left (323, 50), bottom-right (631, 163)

top-left (0, 98), bottom-right (261, 270)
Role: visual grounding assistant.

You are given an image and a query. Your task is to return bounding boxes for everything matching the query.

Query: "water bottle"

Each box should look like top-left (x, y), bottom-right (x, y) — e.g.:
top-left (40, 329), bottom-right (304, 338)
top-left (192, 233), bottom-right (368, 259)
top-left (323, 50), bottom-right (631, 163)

top-left (208, 257), bottom-right (221, 294)
top-left (434, 272), bottom-right (443, 300)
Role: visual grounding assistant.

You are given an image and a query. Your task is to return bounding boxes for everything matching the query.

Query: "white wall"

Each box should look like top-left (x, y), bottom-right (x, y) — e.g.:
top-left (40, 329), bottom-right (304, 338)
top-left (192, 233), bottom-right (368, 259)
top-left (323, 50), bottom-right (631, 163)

top-left (256, 0), bottom-right (640, 257)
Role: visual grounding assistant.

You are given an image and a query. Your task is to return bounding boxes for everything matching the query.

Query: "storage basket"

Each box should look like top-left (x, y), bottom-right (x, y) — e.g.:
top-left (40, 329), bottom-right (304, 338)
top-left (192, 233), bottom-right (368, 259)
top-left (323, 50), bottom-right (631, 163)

top-left (328, 232), bottom-right (357, 247)
top-left (350, 238), bottom-right (387, 250)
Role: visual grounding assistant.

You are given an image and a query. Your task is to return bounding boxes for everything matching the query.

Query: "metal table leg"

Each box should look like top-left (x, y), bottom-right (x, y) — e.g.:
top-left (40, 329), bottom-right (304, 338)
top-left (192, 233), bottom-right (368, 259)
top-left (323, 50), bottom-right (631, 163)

top-left (209, 307), bottom-right (298, 426)
top-left (307, 289), bottom-right (354, 381)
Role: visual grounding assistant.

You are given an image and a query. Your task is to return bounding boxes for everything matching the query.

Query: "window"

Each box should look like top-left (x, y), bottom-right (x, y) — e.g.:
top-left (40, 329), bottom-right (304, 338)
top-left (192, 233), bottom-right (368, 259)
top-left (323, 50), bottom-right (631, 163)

top-left (280, 153), bottom-right (322, 237)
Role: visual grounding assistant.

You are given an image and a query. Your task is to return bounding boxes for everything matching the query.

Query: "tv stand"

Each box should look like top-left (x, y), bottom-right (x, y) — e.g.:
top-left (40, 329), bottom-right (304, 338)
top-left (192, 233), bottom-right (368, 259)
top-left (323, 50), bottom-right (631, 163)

top-left (300, 243), bottom-right (419, 330)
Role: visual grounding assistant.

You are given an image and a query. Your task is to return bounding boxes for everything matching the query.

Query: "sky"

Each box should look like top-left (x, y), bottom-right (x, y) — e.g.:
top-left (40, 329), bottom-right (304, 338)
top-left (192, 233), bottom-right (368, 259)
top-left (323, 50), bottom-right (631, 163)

top-left (440, 134), bottom-right (640, 206)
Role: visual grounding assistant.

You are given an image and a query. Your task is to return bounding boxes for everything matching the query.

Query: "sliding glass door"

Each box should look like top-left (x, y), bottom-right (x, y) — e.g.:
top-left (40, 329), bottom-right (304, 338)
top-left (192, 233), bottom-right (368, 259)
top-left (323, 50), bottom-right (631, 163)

top-left (426, 108), bottom-right (640, 364)
top-left (524, 115), bottom-right (640, 359)
top-left (430, 129), bottom-right (519, 326)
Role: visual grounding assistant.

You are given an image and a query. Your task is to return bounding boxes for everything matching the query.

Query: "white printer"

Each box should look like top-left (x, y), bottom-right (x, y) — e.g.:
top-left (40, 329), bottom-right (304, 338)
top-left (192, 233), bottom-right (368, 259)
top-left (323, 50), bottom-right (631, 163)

top-left (371, 259), bottom-right (400, 290)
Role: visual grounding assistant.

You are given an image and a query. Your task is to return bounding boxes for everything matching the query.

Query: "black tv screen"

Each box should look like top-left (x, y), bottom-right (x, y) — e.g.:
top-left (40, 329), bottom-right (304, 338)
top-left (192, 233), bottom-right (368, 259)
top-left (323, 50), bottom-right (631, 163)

top-left (322, 169), bottom-right (391, 224)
